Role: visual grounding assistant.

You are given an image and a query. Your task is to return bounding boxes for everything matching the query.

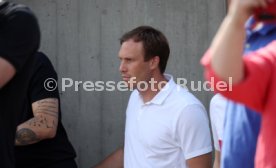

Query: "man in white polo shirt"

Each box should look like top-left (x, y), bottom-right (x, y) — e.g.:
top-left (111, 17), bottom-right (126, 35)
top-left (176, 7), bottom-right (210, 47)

top-left (94, 26), bottom-right (212, 168)
top-left (210, 94), bottom-right (227, 168)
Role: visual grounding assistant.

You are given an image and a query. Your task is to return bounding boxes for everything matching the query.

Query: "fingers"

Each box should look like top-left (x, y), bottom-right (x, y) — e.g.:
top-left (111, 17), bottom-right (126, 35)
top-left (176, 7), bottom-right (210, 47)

top-left (230, 0), bottom-right (270, 15)
top-left (258, 0), bottom-right (268, 8)
top-left (267, 0), bottom-right (275, 3)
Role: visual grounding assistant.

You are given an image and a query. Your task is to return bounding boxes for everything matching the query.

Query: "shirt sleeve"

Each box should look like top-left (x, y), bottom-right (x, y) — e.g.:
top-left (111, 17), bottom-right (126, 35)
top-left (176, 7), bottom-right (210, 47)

top-left (210, 94), bottom-right (227, 151)
top-left (0, 4), bottom-right (40, 71)
top-left (201, 41), bottom-right (276, 113)
top-left (29, 52), bottom-right (59, 103)
top-left (176, 104), bottom-right (212, 160)
top-left (210, 97), bottom-right (220, 151)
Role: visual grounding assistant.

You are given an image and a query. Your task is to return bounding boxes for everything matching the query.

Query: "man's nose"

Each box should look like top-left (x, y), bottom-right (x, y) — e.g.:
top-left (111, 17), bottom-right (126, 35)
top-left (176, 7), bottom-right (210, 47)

top-left (119, 62), bottom-right (126, 73)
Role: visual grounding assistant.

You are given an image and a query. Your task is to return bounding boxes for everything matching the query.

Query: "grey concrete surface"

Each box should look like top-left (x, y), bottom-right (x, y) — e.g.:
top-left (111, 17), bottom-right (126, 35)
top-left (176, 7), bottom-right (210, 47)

top-left (12, 0), bottom-right (226, 167)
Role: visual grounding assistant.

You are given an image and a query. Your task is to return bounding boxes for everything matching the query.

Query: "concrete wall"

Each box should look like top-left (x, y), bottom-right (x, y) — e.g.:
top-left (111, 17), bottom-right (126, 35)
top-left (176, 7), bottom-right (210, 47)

top-left (13, 0), bottom-right (226, 167)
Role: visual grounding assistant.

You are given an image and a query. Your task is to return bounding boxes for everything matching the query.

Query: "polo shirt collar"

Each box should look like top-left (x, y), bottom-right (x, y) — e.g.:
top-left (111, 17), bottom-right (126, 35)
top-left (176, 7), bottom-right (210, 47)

top-left (144, 74), bottom-right (176, 105)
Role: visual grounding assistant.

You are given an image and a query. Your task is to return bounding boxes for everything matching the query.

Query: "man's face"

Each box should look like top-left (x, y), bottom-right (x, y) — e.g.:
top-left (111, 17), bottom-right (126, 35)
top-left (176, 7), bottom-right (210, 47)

top-left (227, 0), bottom-right (231, 7)
top-left (118, 39), bottom-right (153, 89)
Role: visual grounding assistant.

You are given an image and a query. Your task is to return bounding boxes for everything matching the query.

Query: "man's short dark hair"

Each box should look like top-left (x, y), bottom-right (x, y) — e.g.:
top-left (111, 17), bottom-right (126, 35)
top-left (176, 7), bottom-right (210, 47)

top-left (120, 26), bottom-right (170, 74)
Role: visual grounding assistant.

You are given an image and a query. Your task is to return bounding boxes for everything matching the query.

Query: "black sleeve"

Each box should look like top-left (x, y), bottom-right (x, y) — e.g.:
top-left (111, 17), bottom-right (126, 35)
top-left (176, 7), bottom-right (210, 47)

top-left (0, 3), bottom-right (40, 71)
top-left (29, 52), bottom-right (59, 103)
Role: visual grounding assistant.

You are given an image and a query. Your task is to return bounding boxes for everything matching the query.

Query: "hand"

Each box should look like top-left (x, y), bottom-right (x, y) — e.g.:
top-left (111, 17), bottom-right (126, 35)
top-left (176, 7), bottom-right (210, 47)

top-left (228, 0), bottom-right (270, 22)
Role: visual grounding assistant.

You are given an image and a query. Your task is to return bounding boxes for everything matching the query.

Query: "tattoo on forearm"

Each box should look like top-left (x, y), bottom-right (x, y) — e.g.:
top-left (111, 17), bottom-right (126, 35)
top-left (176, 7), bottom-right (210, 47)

top-left (16, 128), bottom-right (40, 145)
top-left (15, 99), bottom-right (59, 145)
top-left (26, 115), bottom-right (56, 128)
top-left (34, 99), bottom-right (59, 118)
top-left (36, 110), bottom-right (58, 117)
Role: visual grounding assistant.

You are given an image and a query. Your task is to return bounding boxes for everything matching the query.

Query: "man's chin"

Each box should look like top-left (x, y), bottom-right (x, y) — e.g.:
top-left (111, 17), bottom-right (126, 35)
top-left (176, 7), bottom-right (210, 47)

top-left (126, 81), bottom-right (137, 90)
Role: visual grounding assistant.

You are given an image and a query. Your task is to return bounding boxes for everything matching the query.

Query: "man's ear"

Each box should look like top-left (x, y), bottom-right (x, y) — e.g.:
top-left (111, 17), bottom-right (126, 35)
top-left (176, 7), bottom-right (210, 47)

top-left (150, 56), bottom-right (160, 70)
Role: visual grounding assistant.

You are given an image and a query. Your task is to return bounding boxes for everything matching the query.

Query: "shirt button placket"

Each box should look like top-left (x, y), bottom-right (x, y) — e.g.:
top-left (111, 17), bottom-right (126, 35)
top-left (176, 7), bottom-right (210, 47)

top-left (138, 104), bottom-right (146, 121)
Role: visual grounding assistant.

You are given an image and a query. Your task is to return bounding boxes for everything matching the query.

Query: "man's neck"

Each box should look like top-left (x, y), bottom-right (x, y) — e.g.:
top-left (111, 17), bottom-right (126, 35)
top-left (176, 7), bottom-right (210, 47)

top-left (139, 74), bottom-right (168, 103)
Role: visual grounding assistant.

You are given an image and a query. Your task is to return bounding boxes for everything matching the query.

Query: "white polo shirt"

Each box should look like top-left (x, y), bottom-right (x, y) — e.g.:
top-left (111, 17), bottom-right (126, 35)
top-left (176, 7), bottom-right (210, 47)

top-left (210, 94), bottom-right (227, 151)
top-left (124, 74), bottom-right (212, 168)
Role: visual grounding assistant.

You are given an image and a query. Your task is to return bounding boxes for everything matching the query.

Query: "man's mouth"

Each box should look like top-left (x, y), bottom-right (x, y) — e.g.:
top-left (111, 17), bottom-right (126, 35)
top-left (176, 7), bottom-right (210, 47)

top-left (122, 76), bottom-right (130, 81)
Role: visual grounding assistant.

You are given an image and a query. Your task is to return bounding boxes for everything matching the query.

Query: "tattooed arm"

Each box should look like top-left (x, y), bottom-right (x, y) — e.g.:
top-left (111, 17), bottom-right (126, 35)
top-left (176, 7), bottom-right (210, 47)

top-left (15, 98), bottom-right (59, 146)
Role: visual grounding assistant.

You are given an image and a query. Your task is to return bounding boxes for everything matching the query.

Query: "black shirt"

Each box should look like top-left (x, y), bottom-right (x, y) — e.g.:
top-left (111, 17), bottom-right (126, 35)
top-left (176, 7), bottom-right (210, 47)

top-left (0, 1), bottom-right (40, 168)
top-left (15, 52), bottom-right (77, 168)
